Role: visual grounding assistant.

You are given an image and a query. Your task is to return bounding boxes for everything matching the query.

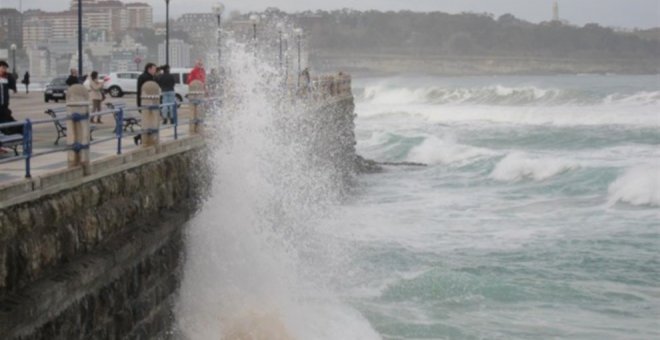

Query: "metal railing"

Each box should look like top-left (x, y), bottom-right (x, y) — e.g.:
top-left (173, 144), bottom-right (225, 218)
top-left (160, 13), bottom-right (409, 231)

top-left (0, 100), bottom-right (210, 179)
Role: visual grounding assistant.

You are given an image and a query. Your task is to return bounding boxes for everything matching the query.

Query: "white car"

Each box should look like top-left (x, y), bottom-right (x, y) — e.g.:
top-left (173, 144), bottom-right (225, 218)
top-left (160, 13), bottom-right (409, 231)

top-left (103, 68), bottom-right (195, 101)
top-left (103, 72), bottom-right (140, 97)
top-left (170, 68), bottom-right (193, 102)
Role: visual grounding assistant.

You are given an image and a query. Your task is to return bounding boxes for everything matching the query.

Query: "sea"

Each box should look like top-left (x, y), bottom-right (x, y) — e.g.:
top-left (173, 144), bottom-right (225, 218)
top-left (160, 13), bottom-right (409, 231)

top-left (174, 46), bottom-right (660, 340)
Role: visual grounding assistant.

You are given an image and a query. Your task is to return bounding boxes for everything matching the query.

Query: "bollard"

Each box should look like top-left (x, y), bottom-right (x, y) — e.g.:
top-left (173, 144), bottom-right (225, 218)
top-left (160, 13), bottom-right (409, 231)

top-left (140, 81), bottom-right (161, 147)
top-left (66, 84), bottom-right (91, 171)
top-left (188, 80), bottom-right (205, 135)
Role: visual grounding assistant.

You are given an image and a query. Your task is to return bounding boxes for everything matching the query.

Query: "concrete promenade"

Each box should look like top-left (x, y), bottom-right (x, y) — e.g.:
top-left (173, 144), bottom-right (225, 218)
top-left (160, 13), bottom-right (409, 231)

top-left (0, 91), bottom-right (198, 184)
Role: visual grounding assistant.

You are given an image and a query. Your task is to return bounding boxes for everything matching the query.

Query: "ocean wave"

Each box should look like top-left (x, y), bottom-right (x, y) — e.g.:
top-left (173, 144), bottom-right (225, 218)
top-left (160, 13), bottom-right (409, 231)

top-left (490, 152), bottom-right (580, 181)
top-left (361, 84), bottom-right (660, 107)
top-left (608, 166), bottom-right (660, 207)
top-left (405, 136), bottom-right (495, 166)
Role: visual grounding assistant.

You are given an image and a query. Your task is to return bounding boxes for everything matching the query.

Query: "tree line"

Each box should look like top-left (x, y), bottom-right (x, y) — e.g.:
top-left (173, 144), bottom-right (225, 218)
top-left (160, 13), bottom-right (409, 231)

top-left (282, 9), bottom-right (660, 61)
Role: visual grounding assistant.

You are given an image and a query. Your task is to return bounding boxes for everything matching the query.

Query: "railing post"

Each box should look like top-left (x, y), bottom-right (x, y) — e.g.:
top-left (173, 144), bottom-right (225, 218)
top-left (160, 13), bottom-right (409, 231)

top-left (173, 103), bottom-right (178, 140)
top-left (116, 108), bottom-right (124, 155)
top-left (188, 80), bottom-right (204, 135)
top-left (66, 84), bottom-right (91, 172)
top-left (23, 119), bottom-right (32, 178)
top-left (141, 81), bottom-right (161, 147)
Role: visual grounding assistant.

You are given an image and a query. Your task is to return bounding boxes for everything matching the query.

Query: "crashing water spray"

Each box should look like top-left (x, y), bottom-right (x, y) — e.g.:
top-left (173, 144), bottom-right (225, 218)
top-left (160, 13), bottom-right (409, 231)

top-left (174, 35), bottom-right (379, 339)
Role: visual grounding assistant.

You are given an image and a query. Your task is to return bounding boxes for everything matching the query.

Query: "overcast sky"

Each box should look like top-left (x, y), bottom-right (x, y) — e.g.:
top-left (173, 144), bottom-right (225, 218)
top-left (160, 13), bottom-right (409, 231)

top-left (7, 0), bottom-right (660, 29)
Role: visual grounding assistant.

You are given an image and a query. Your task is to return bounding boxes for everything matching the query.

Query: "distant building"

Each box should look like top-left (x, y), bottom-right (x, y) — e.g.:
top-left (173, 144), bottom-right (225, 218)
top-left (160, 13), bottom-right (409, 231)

top-left (553, 1), bottom-right (560, 22)
top-left (0, 8), bottom-right (24, 49)
top-left (126, 3), bottom-right (153, 29)
top-left (23, 18), bottom-right (50, 48)
top-left (176, 13), bottom-right (216, 42)
top-left (158, 39), bottom-right (191, 68)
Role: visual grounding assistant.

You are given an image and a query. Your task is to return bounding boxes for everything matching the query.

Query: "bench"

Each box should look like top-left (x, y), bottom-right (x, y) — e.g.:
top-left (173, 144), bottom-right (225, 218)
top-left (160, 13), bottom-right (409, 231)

top-left (0, 132), bottom-right (22, 156)
top-left (105, 102), bottom-right (141, 133)
top-left (44, 108), bottom-right (97, 145)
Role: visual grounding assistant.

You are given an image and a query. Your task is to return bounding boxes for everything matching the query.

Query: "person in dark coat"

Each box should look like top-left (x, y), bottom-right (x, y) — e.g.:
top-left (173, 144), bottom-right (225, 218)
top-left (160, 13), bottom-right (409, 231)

top-left (0, 60), bottom-right (22, 136)
top-left (137, 63), bottom-right (157, 108)
top-left (65, 68), bottom-right (80, 87)
top-left (21, 71), bottom-right (30, 94)
top-left (134, 63), bottom-right (157, 145)
top-left (156, 64), bottom-right (176, 124)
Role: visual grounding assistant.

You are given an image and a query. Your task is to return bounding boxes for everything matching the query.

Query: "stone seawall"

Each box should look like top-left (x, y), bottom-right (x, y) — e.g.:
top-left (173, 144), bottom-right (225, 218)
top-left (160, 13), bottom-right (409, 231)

top-left (0, 137), bottom-right (210, 339)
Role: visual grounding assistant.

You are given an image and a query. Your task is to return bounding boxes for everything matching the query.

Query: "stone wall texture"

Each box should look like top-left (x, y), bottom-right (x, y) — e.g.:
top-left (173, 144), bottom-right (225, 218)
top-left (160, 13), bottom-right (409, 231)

top-left (0, 145), bottom-right (210, 339)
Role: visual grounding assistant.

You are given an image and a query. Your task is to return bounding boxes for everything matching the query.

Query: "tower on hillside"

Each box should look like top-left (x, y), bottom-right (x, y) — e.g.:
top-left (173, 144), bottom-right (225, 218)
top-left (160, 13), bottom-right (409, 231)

top-left (552, 1), bottom-right (560, 22)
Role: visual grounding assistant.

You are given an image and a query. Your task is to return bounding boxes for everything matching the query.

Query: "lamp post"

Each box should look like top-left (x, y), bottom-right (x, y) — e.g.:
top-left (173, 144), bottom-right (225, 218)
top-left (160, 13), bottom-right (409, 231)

top-left (134, 44), bottom-right (141, 71)
top-left (165, 0), bottom-right (171, 66)
top-left (212, 2), bottom-right (225, 67)
top-left (294, 28), bottom-right (302, 88)
top-left (77, 0), bottom-right (83, 81)
top-left (249, 14), bottom-right (260, 41)
top-left (276, 23), bottom-right (284, 69)
top-left (9, 44), bottom-right (17, 77)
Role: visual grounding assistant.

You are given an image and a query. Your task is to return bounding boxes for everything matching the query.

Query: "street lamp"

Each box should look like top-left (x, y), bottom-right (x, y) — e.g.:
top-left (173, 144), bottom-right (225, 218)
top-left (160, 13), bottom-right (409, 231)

top-left (9, 43), bottom-right (16, 77)
top-left (134, 44), bottom-right (141, 71)
top-left (212, 2), bottom-right (225, 67)
top-left (249, 14), bottom-right (260, 41)
top-left (165, 0), bottom-right (171, 66)
top-left (294, 28), bottom-right (302, 88)
top-left (77, 0), bottom-right (83, 81)
top-left (276, 23), bottom-right (284, 69)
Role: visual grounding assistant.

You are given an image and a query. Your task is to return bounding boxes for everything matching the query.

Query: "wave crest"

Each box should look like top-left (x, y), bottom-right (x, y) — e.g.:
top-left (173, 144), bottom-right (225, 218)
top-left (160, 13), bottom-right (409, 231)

top-left (406, 136), bottom-right (494, 166)
top-left (361, 84), bottom-right (660, 107)
top-left (490, 153), bottom-right (580, 181)
top-left (608, 166), bottom-right (660, 207)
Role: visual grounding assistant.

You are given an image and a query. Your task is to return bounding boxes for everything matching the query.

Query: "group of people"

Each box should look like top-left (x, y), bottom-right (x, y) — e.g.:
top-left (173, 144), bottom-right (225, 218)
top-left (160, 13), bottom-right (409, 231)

top-left (132, 60), bottom-right (206, 145)
top-left (0, 58), bottom-right (209, 149)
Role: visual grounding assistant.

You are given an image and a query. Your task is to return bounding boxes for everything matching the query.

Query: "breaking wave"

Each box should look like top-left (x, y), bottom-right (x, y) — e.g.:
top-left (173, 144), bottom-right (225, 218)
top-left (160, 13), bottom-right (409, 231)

top-left (490, 152), bottom-right (581, 181)
top-left (608, 166), bottom-right (660, 207)
top-left (405, 135), bottom-right (495, 166)
top-left (361, 84), bottom-right (660, 107)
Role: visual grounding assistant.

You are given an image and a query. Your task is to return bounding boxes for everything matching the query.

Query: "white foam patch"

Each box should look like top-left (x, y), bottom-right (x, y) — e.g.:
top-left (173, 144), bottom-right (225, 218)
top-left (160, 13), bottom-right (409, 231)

top-left (405, 135), bottom-right (494, 166)
top-left (608, 166), bottom-right (660, 207)
top-left (490, 152), bottom-right (580, 181)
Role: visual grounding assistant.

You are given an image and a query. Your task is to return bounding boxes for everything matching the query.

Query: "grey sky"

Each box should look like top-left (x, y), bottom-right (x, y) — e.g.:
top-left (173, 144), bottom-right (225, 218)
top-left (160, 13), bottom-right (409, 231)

top-left (6, 0), bottom-right (660, 29)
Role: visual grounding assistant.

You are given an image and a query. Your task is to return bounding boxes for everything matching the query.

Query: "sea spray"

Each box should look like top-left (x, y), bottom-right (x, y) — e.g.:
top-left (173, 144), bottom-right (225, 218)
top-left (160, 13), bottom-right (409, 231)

top-left (174, 41), bottom-right (379, 339)
top-left (608, 166), bottom-right (660, 207)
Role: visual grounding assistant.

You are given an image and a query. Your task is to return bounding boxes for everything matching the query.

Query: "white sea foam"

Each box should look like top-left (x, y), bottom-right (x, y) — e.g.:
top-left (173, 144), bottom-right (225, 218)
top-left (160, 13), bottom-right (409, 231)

top-left (490, 152), bottom-right (580, 181)
top-left (362, 83), bottom-right (660, 107)
top-left (405, 135), bottom-right (495, 166)
top-left (608, 166), bottom-right (660, 207)
top-left (175, 41), bottom-right (380, 339)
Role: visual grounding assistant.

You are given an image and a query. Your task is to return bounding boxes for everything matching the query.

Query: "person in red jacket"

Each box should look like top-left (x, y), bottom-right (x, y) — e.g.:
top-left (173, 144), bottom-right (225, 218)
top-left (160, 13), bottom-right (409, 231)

top-left (187, 60), bottom-right (206, 85)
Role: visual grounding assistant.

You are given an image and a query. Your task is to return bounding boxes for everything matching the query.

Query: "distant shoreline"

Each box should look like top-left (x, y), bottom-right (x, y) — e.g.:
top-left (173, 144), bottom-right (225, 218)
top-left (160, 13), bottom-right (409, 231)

top-left (312, 53), bottom-right (660, 77)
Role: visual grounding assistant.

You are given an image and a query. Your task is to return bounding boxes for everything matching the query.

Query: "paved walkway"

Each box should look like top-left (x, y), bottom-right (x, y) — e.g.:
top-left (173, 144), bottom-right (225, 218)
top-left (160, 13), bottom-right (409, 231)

top-left (1, 92), bottom-right (196, 184)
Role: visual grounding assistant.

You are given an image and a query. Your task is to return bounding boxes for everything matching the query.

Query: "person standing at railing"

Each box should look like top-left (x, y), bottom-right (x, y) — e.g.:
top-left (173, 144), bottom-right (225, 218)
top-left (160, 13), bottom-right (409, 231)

top-left (88, 71), bottom-right (105, 124)
top-left (0, 60), bottom-right (22, 140)
top-left (134, 63), bottom-right (157, 145)
top-left (156, 65), bottom-right (176, 125)
top-left (187, 60), bottom-right (206, 85)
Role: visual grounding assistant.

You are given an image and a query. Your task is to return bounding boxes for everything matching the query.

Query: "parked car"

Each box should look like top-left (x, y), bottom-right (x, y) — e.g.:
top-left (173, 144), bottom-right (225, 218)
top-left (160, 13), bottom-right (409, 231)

top-left (103, 72), bottom-right (140, 97)
top-left (44, 76), bottom-right (68, 103)
top-left (170, 68), bottom-right (193, 103)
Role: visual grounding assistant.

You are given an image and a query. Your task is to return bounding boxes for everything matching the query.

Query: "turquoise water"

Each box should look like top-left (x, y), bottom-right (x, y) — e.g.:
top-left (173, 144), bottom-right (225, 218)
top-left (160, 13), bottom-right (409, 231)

top-left (326, 75), bottom-right (660, 339)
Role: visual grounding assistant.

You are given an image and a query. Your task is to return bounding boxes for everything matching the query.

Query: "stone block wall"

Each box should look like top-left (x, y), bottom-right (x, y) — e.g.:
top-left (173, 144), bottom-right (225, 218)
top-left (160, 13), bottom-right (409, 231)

top-left (0, 140), bottom-right (210, 339)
